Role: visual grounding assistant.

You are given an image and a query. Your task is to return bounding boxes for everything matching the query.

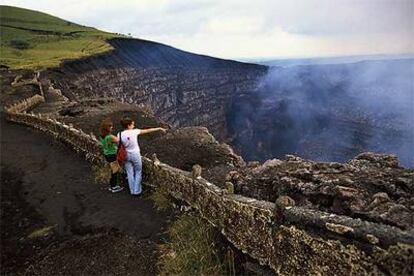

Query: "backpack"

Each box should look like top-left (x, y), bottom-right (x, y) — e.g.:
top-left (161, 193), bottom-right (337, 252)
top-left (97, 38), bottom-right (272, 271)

top-left (116, 131), bottom-right (127, 166)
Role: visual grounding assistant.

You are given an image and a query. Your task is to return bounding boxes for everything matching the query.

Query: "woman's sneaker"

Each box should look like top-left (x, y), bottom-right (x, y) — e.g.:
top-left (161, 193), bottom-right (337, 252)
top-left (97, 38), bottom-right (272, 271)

top-left (109, 186), bottom-right (124, 193)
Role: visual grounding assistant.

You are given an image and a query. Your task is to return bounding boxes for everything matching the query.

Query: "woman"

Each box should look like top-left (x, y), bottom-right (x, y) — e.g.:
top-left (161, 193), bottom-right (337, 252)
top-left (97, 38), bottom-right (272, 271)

top-left (119, 117), bottom-right (166, 195)
top-left (99, 119), bottom-right (124, 193)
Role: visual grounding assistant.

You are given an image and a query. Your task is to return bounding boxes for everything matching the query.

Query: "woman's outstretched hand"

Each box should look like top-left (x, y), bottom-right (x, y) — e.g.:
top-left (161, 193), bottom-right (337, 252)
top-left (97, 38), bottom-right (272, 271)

top-left (140, 127), bottom-right (168, 135)
top-left (158, 127), bottom-right (167, 133)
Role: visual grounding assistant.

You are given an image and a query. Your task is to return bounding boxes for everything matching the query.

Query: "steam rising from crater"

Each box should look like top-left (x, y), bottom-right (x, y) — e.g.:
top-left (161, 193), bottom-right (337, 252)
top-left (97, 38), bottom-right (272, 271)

top-left (227, 58), bottom-right (414, 167)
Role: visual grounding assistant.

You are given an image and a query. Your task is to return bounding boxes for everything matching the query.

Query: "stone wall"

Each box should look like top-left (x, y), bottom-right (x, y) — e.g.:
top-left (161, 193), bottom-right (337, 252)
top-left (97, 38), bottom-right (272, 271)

top-left (4, 97), bottom-right (413, 275)
top-left (5, 94), bottom-right (45, 113)
top-left (143, 161), bottom-right (413, 274)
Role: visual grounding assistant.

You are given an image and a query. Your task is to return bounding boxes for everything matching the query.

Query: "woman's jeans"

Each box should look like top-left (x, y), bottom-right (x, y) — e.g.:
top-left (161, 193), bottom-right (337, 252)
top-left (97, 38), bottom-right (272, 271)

top-left (124, 152), bottom-right (142, 195)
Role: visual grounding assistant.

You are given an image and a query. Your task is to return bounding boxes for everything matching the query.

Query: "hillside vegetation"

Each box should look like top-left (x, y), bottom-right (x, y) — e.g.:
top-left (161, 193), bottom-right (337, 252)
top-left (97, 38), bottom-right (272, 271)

top-left (0, 5), bottom-right (120, 69)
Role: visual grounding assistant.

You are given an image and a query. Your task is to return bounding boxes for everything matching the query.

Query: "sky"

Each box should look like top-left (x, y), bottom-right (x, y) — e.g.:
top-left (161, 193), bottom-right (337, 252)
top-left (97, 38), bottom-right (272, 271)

top-left (2, 0), bottom-right (413, 59)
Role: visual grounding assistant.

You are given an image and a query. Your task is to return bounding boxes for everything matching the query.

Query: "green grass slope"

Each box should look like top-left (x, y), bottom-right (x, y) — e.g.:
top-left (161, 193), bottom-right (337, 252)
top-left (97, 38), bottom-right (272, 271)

top-left (0, 5), bottom-right (120, 69)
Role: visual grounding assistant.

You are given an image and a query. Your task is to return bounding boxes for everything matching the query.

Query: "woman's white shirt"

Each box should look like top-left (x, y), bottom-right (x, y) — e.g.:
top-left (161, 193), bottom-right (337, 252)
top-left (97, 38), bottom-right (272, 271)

top-left (118, 129), bottom-right (141, 154)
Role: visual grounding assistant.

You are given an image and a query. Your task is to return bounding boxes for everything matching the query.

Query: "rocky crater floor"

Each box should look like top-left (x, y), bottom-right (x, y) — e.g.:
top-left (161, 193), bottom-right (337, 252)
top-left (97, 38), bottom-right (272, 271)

top-left (228, 153), bottom-right (414, 230)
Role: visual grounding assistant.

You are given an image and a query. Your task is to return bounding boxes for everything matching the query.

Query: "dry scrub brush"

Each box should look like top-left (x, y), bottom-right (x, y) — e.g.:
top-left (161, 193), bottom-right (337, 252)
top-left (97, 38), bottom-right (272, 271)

top-left (158, 213), bottom-right (235, 275)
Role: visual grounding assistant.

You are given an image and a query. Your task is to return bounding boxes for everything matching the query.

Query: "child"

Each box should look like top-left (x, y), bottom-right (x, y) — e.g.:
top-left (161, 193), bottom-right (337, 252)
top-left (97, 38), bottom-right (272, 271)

top-left (99, 119), bottom-right (124, 193)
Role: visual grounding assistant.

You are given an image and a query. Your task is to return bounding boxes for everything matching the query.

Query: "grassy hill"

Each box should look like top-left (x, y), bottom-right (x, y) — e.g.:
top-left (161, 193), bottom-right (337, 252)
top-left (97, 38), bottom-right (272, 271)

top-left (0, 5), bottom-right (120, 69)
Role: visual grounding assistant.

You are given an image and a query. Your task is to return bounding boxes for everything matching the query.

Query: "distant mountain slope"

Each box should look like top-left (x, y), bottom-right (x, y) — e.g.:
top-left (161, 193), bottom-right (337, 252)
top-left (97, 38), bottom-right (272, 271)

top-left (0, 5), bottom-right (118, 69)
top-left (0, 5), bottom-right (263, 71)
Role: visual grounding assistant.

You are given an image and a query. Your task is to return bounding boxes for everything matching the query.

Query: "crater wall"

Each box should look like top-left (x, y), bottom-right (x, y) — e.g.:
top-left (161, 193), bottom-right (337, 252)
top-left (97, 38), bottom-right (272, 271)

top-left (45, 38), bottom-right (267, 139)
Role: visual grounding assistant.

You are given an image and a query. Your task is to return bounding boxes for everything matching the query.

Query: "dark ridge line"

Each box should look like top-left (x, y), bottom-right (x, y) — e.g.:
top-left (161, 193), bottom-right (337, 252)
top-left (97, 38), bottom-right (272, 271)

top-left (107, 37), bottom-right (268, 66)
top-left (50, 37), bottom-right (268, 73)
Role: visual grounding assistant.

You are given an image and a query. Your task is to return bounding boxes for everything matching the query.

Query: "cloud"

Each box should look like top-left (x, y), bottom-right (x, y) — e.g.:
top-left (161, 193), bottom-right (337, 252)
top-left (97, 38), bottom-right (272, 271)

top-left (202, 16), bottom-right (264, 34)
top-left (2, 0), bottom-right (413, 58)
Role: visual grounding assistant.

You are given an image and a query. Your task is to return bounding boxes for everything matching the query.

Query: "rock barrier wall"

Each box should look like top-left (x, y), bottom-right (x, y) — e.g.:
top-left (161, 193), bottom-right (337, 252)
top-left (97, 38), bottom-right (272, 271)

top-left (4, 96), bottom-right (413, 275)
top-left (5, 94), bottom-right (45, 113)
top-left (10, 72), bottom-right (44, 95)
top-left (144, 161), bottom-right (413, 275)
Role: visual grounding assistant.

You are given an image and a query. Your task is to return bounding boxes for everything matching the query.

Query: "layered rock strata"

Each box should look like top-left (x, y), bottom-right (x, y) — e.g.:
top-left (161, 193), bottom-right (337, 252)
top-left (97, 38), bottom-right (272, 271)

top-left (44, 38), bottom-right (267, 139)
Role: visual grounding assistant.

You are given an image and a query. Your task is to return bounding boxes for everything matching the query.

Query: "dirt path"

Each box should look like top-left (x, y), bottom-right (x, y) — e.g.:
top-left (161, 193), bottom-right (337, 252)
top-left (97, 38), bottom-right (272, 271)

top-left (1, 116), bottom-right (170, 274)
